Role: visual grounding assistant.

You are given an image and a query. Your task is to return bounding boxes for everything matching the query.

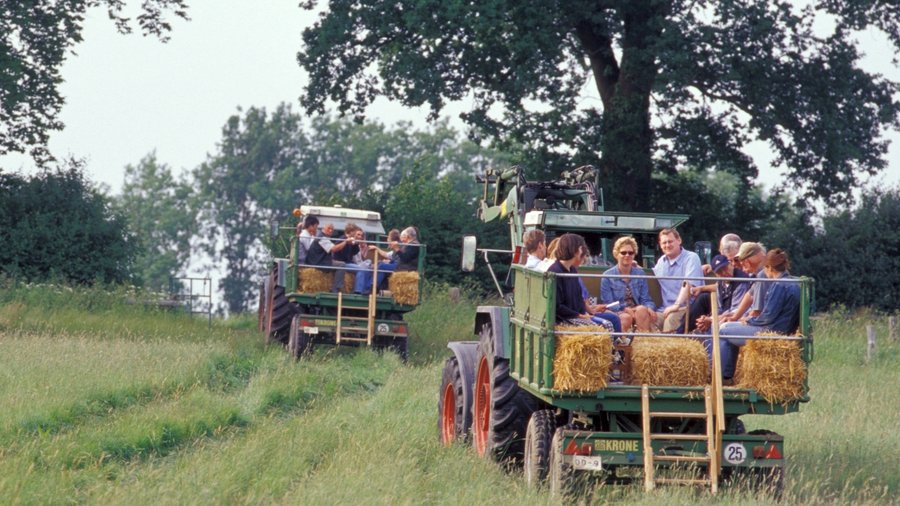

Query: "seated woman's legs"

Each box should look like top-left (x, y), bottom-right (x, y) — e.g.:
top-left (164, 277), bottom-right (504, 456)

top-left (632, 305), bottom-right (655, 332)
top-left (617, 310), bottom-right (634, 332)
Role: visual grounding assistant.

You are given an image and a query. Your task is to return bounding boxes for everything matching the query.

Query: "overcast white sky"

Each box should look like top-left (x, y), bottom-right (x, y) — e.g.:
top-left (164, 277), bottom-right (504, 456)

top-left (1, 1), bottom-right (898, 203)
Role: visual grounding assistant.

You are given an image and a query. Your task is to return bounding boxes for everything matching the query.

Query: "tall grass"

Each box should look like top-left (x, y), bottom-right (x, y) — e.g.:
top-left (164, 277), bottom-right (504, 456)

top-left (0, 281), bottom-right (897, 504)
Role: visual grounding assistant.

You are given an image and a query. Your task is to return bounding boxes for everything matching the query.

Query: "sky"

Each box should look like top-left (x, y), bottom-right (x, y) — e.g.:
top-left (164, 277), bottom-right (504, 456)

top-left (1, 1), bottom-right (898, 201)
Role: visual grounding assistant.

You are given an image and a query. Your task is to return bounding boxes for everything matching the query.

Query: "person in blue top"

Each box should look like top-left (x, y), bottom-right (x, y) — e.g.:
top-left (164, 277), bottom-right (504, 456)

top-left (707, 248), bottom-right (801, 379)
top-left (601, 236), bottom-right (659, 332)
top-left (653, 228), bottom-right (704, 332)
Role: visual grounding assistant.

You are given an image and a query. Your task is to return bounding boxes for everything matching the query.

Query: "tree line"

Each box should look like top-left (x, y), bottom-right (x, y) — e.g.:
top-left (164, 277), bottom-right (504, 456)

top-left (2, 105), bottom-right (898, 313)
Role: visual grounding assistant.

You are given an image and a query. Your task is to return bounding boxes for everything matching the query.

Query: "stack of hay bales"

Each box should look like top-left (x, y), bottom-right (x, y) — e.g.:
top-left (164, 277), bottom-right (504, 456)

top-left (631, 337), bottom-right (708, 386)
top-left (299, 268), bottom-right (332, 293)
top-left (734, 335), bottom-right (806, 403)
top-left (553, 325), bottom-right (613, 392)
top-left (388, 271), bottom-right (420, 304)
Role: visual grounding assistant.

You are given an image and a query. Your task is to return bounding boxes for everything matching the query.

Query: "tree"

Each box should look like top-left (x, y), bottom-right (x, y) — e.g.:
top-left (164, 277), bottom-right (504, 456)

top-left (193, 104), bottom-right (306, 314)
top-left (0, 0), bottom-right (189, 163)
top-left (763, 187), bottom-right (900, 311)
top-left (298, 0), bottom-right (899, 209)
top-left (115, 152), bottom-right (195, 291)
top-left (0, 161), bottom-right (136, 284)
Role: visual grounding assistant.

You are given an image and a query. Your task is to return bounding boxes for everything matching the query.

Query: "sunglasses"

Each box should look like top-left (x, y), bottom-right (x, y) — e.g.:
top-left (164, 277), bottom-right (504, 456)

top-left (619, 250), bottom-right (636, 256)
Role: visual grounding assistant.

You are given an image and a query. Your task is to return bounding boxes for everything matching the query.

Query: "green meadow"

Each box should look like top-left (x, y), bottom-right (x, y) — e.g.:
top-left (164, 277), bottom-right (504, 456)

top-left (0, 283), bottom-right (896, 504)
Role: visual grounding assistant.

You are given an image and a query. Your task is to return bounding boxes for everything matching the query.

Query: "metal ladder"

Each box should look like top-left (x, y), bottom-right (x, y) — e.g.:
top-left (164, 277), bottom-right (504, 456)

top-left (335, 265), bottom-right (379, 346)
top-left (641, 291), bottom-right (727, 494)
top-left (641, 385), bottom-right (720, 493)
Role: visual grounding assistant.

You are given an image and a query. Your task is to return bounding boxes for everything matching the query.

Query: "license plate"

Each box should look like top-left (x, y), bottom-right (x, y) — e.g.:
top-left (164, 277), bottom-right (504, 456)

top-left (572, 455), bottom-right (603, 471)
top-left (303, 326), bottom-right (319, 334)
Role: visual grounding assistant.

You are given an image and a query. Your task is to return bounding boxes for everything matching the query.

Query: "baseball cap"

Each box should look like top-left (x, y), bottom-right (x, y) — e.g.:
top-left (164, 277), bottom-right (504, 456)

top-left (710, 254), bottom-right (730, 273)
top-left (737, 242), bottom-right (763, 261)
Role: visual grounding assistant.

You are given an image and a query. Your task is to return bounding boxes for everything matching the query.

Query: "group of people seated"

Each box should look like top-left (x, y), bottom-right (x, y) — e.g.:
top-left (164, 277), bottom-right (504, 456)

top-left (296, 214), bottom-right (420, 295)
top-left (523, 228), bottom-right (801, 380)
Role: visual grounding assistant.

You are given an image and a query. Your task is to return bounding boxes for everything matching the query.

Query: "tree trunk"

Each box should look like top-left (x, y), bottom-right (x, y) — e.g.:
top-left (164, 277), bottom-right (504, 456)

top-left (580, 2), bottom-right (664, 211)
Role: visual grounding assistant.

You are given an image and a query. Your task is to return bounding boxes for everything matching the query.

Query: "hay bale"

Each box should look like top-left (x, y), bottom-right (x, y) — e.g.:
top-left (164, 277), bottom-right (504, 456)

top-left (342, 272), bottom-right (356, 294)
top-left (631, 337), bottom-right (708, 386)
top-left (553, 325), bottom-right (613, 392)
top-left (299, 268), bottom-right (332, 293)
top-left (389, 271), bottom-right (420, 304)
top-left (734, 335), bottom-right (806, 403)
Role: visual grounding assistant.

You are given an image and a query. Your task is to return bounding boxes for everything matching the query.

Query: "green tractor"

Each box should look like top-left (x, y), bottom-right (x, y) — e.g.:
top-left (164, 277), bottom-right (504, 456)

top-left (439, 166), bottom-right (812, 497)
top-left (259, 205), bottom-right (426, 360)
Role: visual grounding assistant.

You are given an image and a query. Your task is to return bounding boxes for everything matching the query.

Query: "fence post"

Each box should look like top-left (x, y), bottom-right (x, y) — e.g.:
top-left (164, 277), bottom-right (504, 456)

top-left (866, 325), bottom-right (877, 363)
top-left (889, 316), bottom-right (897, 342)
top-left (449, 286), bottom-right (460, 303)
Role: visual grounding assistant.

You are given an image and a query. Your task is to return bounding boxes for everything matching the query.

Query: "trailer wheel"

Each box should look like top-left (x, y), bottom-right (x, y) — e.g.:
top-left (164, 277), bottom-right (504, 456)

top-left (268, 285), bottom-right (297, 344)
top-left (548, 426), bottom-right (575, 498)
top-left (439, 356), bottom-right (470, 445)
top-left (524, 410), bottom-right (556, 487)
top-left (472, 323), bottom-right (537, 465)
top-left (288, 315), bottom-right (313, 359)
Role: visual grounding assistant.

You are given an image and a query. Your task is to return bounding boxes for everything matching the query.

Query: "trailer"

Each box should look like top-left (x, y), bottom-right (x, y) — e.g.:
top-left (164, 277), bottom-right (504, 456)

top-left (259, 205), bottom-right (426, 360)
top-left (438, 166), bottom-right (812, 497)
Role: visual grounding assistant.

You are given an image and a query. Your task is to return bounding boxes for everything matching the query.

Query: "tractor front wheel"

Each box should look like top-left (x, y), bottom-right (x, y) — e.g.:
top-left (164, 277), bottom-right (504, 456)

top-left (438, 356), bottom-right (471, 445)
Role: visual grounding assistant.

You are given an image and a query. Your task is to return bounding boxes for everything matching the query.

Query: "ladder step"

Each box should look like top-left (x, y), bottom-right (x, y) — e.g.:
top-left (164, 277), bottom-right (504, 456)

top-left (339, 316), bottom-right (371, 321)
top-left (653, 455), bottom-right (711, 463)
top-left (649, 411), bottom-right (708, 419)
top-left (649, 434), bottom-right (709, 441)
top-left (337, 337), bottom-right (368, 342)
top-left (339, 327), bottom-right (370, 333)
top-left (655, 478), bottom-right (712, 486)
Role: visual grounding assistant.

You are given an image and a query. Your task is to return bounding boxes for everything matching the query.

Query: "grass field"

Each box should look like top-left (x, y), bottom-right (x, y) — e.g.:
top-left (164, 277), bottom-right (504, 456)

top-left (0, 282), bottom-right (897, 504)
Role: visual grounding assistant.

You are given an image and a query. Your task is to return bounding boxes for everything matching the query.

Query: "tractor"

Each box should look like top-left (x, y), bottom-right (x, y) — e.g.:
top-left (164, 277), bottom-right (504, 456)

top-left (438, 166), bottom-right (812, 497)
top-left (259, 205), bottom-right (426, 360)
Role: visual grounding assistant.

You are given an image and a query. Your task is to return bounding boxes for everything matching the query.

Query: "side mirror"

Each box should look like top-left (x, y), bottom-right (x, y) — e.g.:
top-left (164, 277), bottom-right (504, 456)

top-left (461, 235), bottom-right (477, 272)
top-left (694, 241), bottom-right (712, 265)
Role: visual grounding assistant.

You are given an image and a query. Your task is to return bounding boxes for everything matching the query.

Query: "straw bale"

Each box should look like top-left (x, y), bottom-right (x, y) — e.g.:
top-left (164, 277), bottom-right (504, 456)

top-left (299, 268), bottom-right (332, 293)
top-left (734, 334), bottom-right (806, 403)
top-left (342, 272), bottom-right (356, 294)
top-left (389, 271), bottom-right (420, 304)
top-left (631, 337), bottom-right (708, 386)
top-left (553, 325), bottom-right (613, 392)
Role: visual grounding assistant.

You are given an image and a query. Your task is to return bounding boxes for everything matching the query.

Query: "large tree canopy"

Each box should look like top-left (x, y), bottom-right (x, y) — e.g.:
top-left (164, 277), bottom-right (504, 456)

top-left (0, 0), bottom-right (188, 163)
top-left (298, 0), bottom-right (899, 208)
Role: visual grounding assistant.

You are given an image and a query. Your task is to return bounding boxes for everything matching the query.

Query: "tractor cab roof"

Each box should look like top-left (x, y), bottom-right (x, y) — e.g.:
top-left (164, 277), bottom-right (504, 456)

top-left (299, 205), bottom-right (386, 235)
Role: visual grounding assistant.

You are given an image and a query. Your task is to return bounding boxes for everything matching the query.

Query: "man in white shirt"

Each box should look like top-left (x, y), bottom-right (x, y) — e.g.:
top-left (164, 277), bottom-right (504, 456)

top-left (653, 228), bottom-right (703, 332)
top-left (297, 215), bottom-right (318, 266)
top-left (523, 229), bottom-right (546, 269)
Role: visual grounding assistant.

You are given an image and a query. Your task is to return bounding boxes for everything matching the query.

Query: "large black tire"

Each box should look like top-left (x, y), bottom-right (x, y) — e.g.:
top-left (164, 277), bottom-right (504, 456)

top-left (268, 285), bottom-right (297, 345)
top-left (548, 426), bottom-right (576, 498)
top-left (438, 356), bottom-right (471, 445)
top-left (288, 315), bottom-right (314, 359)
top-left (524, 409), bottom-right (556, 487)
top-left (471, 323), bottom-right (538, 465)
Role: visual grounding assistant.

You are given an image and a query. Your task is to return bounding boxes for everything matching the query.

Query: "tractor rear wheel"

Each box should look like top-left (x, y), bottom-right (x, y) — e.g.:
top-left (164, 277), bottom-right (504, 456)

top-left (439, 356), bottom-right (470, 445)
top-left (471, 323), bottom-right (537, 466)
top-left (268, 285), bottom-right (297, 345)
top-left (288, 315), bottom-right (313, 359)
top-left (524, 409), bottom-right (556, 487)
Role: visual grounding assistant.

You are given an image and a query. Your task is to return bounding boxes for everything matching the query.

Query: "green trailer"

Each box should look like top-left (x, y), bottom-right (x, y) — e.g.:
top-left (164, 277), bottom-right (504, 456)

top-left (259, 205), bottom-right (426, 360)
top-left (437, 166), bottom-right (813, 497)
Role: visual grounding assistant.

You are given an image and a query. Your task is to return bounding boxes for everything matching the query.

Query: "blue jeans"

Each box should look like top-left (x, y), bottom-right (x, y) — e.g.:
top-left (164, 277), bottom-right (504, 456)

top-left (703, 322), bottom-right (767, 378)
top-left (591, 312), bottom-right (622, 333)
top-left (354, 262), bottom-right (397, 294)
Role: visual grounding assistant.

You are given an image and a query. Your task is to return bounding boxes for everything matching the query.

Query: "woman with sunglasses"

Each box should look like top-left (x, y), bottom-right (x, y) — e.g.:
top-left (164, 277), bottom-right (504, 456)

top-left (600, 236), bottom-right (659, 333)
